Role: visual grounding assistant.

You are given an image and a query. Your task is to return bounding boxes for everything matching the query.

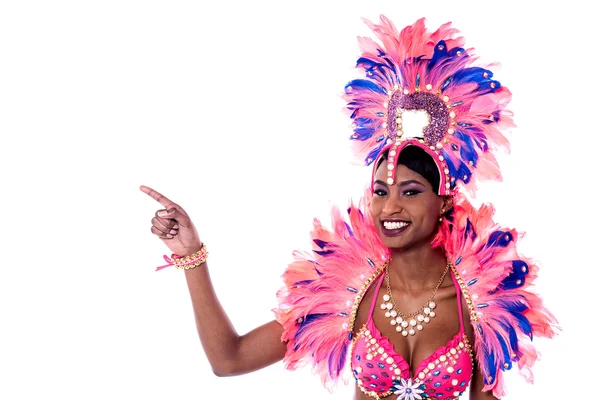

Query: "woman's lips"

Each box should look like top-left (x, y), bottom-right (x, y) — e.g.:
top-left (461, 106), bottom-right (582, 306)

top-left (380, 220), bottom-right (411, 236)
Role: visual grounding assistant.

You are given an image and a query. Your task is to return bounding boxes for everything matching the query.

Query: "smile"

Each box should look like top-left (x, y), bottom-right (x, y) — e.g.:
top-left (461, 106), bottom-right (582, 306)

top-left (380, 219), bottom-right (411, 236)
top-left (383, 221), bottom-right (410, 230)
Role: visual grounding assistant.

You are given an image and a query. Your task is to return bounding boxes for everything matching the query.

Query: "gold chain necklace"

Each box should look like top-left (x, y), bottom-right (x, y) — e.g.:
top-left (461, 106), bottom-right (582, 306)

top-left (380, 261), bottom-right (450, 337)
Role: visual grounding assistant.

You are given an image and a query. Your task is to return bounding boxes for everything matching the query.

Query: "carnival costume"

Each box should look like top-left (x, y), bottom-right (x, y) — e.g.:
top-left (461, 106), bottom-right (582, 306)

top-left (273, 16), bottom-right (558, 399)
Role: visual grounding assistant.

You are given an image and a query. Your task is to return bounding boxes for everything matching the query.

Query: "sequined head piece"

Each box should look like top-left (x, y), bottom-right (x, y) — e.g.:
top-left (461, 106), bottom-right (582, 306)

top-left (344, 16), bottom-right (514, 196)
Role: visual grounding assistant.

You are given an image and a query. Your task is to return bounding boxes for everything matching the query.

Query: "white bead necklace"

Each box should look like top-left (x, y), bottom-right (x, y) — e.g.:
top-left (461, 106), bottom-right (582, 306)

top-left (380, 262), bottom-right (450, 337)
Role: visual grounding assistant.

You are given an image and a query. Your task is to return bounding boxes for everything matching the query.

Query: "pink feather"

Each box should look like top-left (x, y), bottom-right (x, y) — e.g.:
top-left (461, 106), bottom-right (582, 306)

top-left (273, 196), bottom-right (389, 389)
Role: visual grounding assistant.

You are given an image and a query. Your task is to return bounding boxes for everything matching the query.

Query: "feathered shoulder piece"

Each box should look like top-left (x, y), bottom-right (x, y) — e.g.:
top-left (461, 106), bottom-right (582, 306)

top-left (275, 192), bottom-right (558, 397)
top-left (434, 194), bottom-right (559, 397)
top-left (273, 193), bottom-right (389, 389)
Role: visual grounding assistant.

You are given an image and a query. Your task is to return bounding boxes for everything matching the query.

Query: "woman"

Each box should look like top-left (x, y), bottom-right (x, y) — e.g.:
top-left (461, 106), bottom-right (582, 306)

top-left (141, 16), bottom-right (557, 399)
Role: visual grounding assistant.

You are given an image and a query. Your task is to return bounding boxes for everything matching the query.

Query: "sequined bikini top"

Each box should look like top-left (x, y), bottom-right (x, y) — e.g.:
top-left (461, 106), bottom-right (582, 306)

top-left (350, 271), bottom-right (474, 399)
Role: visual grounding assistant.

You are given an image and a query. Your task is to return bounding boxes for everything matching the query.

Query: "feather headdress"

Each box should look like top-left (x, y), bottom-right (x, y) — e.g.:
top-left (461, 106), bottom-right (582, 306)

top-left (343, 16), bottom-right (514, 195)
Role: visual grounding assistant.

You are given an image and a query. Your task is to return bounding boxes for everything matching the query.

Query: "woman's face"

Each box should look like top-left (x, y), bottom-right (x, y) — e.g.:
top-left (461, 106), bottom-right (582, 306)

top-left (370, 160), bottom-right (446, 251)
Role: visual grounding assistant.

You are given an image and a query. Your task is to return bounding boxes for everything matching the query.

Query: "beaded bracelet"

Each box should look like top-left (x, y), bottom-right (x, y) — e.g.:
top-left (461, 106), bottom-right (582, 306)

top-left (155, 244), bottom-right (208, 271)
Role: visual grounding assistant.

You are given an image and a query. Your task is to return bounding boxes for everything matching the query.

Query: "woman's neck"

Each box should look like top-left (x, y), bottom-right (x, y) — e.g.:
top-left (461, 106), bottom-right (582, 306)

top-left (387, 241), bottom-right (448, 292)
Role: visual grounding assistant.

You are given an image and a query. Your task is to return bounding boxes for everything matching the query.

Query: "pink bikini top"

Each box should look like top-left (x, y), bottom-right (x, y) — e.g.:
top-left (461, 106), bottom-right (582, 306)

top-left (351, 271), bottom-right (474, 399)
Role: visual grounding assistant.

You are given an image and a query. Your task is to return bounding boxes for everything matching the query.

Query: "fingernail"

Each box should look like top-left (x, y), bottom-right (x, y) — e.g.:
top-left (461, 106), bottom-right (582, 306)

top-left (166, 234), bottom-right (173, 238)
top-left (169, 229), bottom-right (177, 235)
top-left (158, 211), bottom-right (167, 217)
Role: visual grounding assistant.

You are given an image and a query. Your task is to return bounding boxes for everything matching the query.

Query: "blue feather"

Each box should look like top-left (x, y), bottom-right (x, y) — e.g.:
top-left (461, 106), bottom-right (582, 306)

top-left (454, 130), bottom-right (479, 170)
top-left (449, 47), bottom-right (466, 57)
top-left (355, 117), bottom-right (376, 127)
top-left (314, 250), bottom-right (334, 256)
top-left (346, 101), bottom-right (360, 111)
top-left (456, 162), bottom-right (472, 184)
top-left (449, 67), bottom-right (502, 94)
top-left (428, 40), bottom-right (449, 69)
top-left (328, 343), bottom-right (348, 379)
top-left (483, 339), bottom-right (497, 385)
top-left (356, 57), bottom-right (379, 69)
top-left (486, 231), bottom-right (513, 248)
top-left (501, 260), bottom-right (528, 289)
top-left (441, 77), bottom-right (452, 91)
top-left (499, 320), bottom-right (522, 359)
top-left (451, 67), bottom-right (492, 82)
top-left (365, 142), bottom-right (385, 165)
top-left (500, 297), bottom-right (528, 313)
top-left (513, 311), bottom-right (533, 339)
top-left (313, 239), bottom-right (328, 249)
top-left (295, 313), bottom-right (328, 341)
top-left (494, 331), bottom-right (512, 370)
top-left (483, 110), bottom-right (501, 125)
top-left (498, 298), bottom-right (533, 338)
top-left (428, 43), bottom-right (466, 75)
top-left (307, 260), bottom-right (323, 276)
top-left (351, 127), bottom-right (376, 141)
top-left (357, 56), bottom-right (393, 84)
top-left (380, 55), bottom-right (398, 71)
top-left (345, 79), bottom-right (388, 96)
top-left (463, 218), bottom-right (476, 241)
top-left (293, 279), bottom-right (314, 286)
top-left (440, 148), bottom-right (457, 175)
top-left (344, 222), bottom-right (355, 237)
top-left (464, 126), bottom-right (489, 152)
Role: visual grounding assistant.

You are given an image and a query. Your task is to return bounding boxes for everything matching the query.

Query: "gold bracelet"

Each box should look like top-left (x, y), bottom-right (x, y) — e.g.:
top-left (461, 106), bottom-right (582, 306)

top-left (172, 244), bottom-right (208, 270)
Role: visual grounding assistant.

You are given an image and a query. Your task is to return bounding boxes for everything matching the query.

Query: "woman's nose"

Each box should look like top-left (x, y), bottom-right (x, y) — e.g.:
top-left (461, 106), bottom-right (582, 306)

top-left (382, 193), bottom-right (403, 215)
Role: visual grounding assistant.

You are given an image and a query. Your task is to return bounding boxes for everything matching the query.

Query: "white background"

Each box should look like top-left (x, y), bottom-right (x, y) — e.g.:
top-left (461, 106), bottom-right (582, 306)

top-left (0, 1), bottom-right (596, 399)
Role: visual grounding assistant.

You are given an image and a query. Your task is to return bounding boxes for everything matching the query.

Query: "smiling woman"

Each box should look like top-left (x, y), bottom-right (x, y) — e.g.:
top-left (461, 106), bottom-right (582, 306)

top-left (371, 146), bottom-right (451, 251)
top-left (141, 15), bottom-right (558, 400)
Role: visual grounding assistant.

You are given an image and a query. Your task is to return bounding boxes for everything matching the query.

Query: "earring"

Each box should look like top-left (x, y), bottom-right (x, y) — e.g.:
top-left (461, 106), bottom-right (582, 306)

top-left (439, 209), bottom-right (444, 222)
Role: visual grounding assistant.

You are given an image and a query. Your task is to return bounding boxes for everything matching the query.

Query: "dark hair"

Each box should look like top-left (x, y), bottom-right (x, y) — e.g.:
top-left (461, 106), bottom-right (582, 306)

top-left (376, 146), bottom-right (440, 192)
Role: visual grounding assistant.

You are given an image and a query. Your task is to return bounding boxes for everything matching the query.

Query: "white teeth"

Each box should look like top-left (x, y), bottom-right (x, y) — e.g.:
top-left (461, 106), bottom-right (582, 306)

top-left (383, 221), bottom-right (409, 230)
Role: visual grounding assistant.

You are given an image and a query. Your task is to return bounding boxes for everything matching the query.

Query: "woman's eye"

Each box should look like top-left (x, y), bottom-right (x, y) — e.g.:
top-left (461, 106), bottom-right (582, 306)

top-left (374, 189), bottom-right (387, 196)
top-left (403, 190), bottom-right (422, 196)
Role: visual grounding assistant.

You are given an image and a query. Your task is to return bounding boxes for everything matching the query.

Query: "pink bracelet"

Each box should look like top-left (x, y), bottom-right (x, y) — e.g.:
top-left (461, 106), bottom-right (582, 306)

top-left (156, 244), bottom-right (208, 271)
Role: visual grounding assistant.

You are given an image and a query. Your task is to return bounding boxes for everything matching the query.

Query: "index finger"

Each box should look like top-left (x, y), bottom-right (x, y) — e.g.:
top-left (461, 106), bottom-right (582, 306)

top-left (140, 185), bottom-right (178, 209)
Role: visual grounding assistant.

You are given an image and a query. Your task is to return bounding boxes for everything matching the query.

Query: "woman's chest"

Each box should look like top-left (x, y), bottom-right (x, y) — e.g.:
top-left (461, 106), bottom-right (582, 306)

top-left (348, 280), bottom-right (474, 399)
